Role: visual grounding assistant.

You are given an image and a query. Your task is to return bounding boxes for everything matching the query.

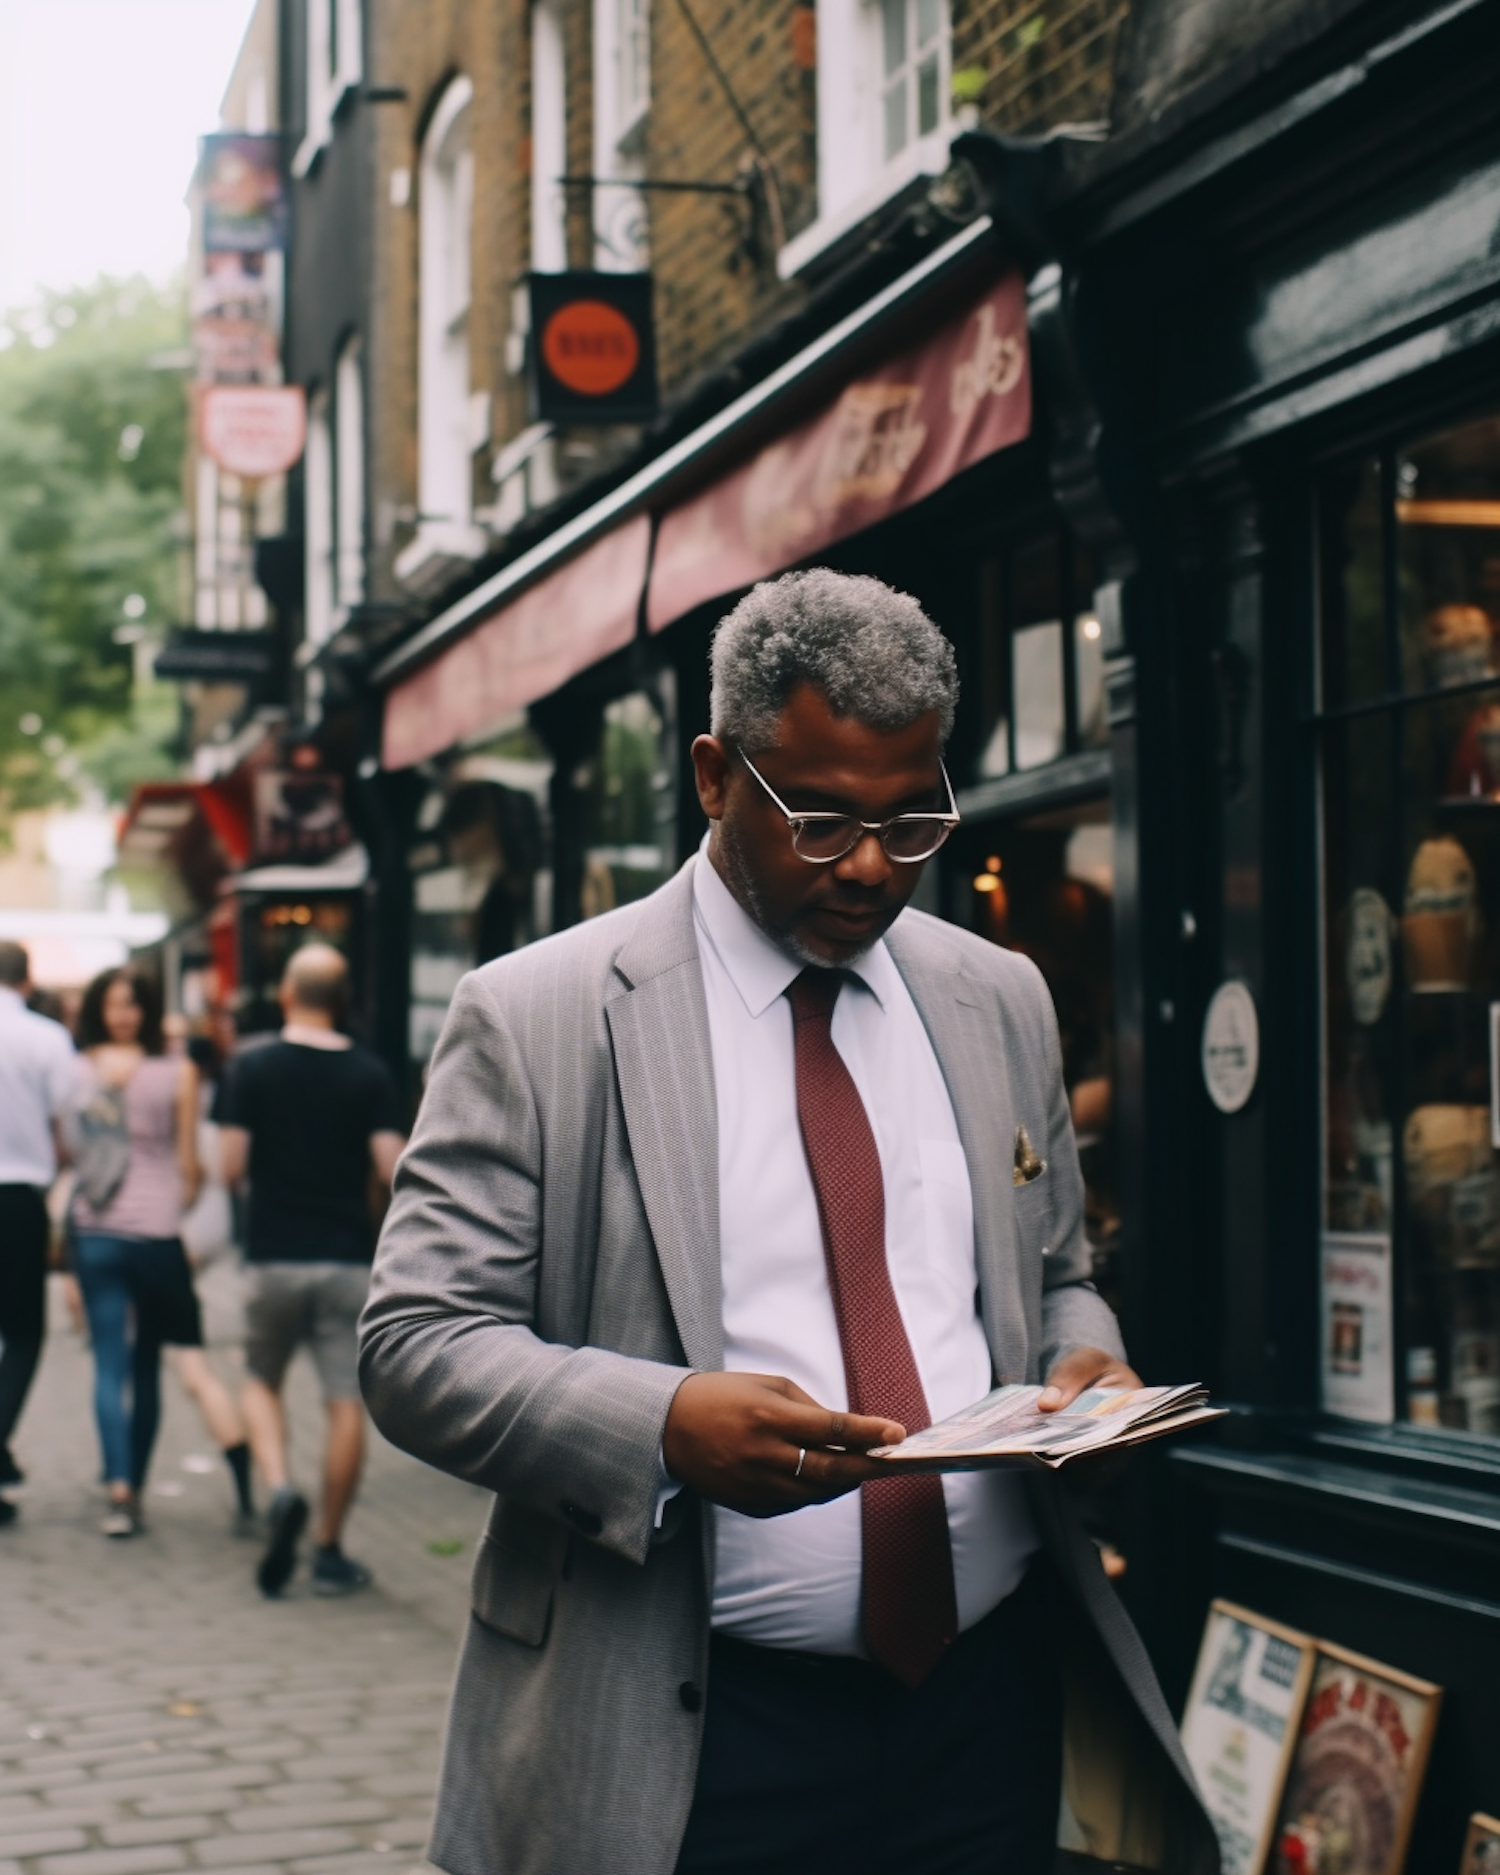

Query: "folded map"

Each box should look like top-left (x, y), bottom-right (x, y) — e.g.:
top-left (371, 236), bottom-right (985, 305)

top-left (869, 1383), bottom-right (1226, 1472)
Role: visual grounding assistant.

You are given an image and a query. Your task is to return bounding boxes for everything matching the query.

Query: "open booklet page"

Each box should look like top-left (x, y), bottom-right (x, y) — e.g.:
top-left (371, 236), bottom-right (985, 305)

top-left (869, 1383), bottom-right (1225, 1472)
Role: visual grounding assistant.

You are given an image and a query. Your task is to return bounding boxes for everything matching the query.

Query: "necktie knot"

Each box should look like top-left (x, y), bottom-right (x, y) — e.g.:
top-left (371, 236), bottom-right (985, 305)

top-left (786, 966), bottom-right (844, 1028)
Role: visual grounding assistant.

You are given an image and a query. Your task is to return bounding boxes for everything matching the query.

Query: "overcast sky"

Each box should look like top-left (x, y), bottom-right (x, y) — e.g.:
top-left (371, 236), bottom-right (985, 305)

top-left (0, 0), bottom-right (256, 316)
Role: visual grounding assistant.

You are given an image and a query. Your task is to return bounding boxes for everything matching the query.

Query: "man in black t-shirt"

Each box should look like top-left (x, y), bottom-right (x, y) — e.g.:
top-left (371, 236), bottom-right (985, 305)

top-left (218, 946), bottom-right (405, 1598)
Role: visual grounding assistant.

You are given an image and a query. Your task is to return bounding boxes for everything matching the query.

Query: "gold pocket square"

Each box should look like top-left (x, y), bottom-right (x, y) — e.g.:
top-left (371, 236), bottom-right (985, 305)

top-left (1013, 1124), bottom-right (1047, 1186)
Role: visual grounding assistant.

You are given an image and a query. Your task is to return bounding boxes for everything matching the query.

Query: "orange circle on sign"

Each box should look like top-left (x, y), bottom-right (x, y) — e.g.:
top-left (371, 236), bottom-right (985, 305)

top-left (542, 299), bottom-right (640, 397)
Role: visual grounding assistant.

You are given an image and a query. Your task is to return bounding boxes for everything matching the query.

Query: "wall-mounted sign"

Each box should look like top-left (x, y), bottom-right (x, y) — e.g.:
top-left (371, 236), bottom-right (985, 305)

top-left (199, 385), bottom-right (306, 479)
top-left (1201, 977), bottom-right (1259, 1113)
top-left (528, 272), bottom-right (657, 424)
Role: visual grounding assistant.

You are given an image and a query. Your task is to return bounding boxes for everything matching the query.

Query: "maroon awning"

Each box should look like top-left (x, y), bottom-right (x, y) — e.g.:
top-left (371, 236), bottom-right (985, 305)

top-left (382, 515), bottom-right (651, 770)
top-left (647, 272), bottom-right (1030, 632)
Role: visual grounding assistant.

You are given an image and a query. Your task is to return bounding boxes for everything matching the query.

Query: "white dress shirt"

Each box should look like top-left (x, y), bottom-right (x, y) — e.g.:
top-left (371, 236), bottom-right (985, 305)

top-left (0, 986), bottom-right (77, 1187)
top-left (692, 851), bottom-right (1038, 1654)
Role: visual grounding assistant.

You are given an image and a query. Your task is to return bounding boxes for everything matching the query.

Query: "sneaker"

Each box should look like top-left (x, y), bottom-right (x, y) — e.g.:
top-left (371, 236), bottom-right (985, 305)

top-left (232, 1508), bottom-right (261, 1541)
top-left (257, 1488), bottom-right (308, 1597)
top-left (312, 1547), bottom-right (373, 1597)
top-left (0, 1448), bottom-right (22, 1487)
top-left (101, 1503), bottom-right (139, 1539)
top-left (0, 1497), bottom-right (16, 1528)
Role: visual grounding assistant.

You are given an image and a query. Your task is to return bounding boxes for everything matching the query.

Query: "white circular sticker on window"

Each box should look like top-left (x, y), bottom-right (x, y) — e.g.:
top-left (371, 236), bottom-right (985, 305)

top-left (1201, 979), bottom-right (1259, 1114)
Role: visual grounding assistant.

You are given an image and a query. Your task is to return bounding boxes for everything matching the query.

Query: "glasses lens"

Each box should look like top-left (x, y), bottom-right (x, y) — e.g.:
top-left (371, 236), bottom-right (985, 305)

top-left (882, 818), bottom-right (953, 862)
top-left (792, 818), bottom-right (860, 862)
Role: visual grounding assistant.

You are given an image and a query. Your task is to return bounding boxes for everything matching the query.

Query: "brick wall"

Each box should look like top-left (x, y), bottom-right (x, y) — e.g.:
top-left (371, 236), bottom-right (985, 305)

top-left (954, 0), bottom-right (1127, 134)
top-left (359, 0), bottom-right (1129, 595)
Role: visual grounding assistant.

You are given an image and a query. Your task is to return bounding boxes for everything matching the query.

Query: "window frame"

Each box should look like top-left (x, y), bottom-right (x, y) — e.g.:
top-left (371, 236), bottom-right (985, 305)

top-left (293, 0), bottom-right (363, 178)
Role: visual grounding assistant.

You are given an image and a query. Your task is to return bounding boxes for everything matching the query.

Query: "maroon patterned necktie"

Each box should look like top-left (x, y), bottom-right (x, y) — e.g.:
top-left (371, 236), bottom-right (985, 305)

top-left (787, 966), bottom-right (959, 1688)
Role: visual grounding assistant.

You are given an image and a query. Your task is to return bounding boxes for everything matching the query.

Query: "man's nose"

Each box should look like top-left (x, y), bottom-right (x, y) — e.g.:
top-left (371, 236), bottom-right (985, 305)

top-left (835, 829), bottom-right (892, 887)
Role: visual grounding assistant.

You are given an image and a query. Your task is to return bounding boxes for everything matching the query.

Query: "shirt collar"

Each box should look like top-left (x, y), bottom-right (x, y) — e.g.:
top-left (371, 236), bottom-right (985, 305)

top-left (692, 840), bottom-right (897, 1020)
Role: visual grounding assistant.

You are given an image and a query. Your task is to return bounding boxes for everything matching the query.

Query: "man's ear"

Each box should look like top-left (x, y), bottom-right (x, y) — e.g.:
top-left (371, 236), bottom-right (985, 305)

top-left (691, 735), bottom-right (731, 822)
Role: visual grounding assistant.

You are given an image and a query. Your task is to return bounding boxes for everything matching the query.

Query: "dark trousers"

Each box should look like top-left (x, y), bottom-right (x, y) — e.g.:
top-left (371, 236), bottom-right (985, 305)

top-left (0, 1185), bottom-right (49, 1455)
top-left (676, 1561), bottom-right (1064, 1875)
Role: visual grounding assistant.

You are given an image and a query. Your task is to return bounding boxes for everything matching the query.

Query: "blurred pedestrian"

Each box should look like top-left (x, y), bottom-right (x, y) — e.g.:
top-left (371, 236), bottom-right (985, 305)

top-left (71, 966), bottom-right (253, 1538)
top-left (217, 945), bottom-right (405, 1598)
top-left (0, 941), bottom-right (76, 1524)
top-left (361, 571), bottom-right (1217, 1875)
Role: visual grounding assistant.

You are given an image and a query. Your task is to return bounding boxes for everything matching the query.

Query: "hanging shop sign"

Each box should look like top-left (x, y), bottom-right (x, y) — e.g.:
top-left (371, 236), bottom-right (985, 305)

top-left (382, 515), bottom-right (652, 770)
top-left (193, 251), bottom-right (279, 384)
top-left (1201, 978), bottom-right (1259, 1114)
top-left (647, 271), bottom-right (1030, 629)
top-left (154, 628), bottom-right (277, 683)
top-left (253, 771), bottom-right (351, 864)
top-left (200, 134), bottom-right (289, 253)
top-left (199, 385), bottom-right (306, 479)
top-left (528, 272), bottom-right (657, 425)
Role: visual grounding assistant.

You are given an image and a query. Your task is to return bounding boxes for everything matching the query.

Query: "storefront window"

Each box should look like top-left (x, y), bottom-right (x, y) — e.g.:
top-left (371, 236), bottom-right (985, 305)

top-left (577, 681), bottom-right (677, 917)
top-left (975, 530), bottom-right (1103, 780)
top-left (1319, 411), bottom-right (1500, 1439)
top-left (407, 726), bottom-right (553, 1071)
top-left (959, 798), bottom-right (1119, 1303)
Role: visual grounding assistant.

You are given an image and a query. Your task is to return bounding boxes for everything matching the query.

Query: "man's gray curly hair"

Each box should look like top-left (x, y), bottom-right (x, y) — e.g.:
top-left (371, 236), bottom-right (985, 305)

top-left (709, 569), bottom-right (958, 751)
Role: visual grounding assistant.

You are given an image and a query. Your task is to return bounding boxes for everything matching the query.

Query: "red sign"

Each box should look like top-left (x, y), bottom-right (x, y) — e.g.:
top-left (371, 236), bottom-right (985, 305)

top-left (199, 385), bottom-right (306, 479)
top-left (542, 300), bottom-right (641, 396)
top-left (647, 272), bottom-right (1031, 631)
top-left (382, 515), bottom-right (652, 770)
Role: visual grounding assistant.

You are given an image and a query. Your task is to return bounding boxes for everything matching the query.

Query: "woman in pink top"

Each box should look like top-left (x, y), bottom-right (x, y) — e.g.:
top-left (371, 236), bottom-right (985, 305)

top-left (72, 967), bottom-right (250, 1538)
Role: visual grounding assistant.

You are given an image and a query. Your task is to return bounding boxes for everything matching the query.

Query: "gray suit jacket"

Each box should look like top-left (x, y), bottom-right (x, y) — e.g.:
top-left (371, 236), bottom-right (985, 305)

top-left (360, 859), bottom-right (1220, 1875)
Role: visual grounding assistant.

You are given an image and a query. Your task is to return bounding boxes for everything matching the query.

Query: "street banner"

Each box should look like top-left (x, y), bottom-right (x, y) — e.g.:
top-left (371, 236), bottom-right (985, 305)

top-left (200, 134), bottom-right (288, 252)
top-left (199, 385), bottom-right (306, 479)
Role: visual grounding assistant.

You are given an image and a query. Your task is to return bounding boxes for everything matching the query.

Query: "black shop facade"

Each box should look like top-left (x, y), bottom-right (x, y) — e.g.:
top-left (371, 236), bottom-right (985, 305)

top-left (369, 0), bottom-right (1500, 1855)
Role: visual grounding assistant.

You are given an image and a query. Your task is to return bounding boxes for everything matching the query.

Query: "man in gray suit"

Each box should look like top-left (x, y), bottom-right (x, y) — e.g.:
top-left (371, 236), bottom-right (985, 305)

top-left (361, 570), bottom-right (1218, 1875)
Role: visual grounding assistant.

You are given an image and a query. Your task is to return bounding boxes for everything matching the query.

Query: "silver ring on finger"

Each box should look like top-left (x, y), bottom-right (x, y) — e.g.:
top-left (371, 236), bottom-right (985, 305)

top-left (794, 1447), bottom-right (807, 1479)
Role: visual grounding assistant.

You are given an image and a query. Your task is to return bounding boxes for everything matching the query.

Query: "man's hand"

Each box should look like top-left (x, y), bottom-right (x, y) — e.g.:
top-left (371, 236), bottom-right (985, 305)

top-left (1037, 1345), bottom-right (1142, 1412)
top-left (663, 1372), bottom-right (905, 1518)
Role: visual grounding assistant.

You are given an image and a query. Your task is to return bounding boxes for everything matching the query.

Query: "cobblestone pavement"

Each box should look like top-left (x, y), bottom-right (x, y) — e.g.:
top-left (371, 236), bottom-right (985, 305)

top-left (0, 1270), bottom-right (489, 1875)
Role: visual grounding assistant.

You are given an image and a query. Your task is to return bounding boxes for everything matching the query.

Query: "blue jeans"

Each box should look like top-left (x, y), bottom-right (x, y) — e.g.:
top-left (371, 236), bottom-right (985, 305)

top-left (73, 1234), bottom-right (181, 1489)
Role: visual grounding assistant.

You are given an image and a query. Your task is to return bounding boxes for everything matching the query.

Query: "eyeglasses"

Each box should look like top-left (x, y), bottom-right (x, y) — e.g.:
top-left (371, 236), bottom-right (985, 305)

top-left (736, 746), bottom-right (960, 864)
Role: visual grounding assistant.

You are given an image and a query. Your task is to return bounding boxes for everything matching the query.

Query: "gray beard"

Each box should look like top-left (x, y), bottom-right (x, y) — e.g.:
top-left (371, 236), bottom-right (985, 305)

top-left (711, 817), bottom-right (873, 969)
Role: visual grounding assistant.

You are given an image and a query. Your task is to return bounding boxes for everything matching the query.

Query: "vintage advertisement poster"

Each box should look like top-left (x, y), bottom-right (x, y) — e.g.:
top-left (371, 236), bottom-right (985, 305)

top-left (1320, 1233), bottom-right (1395, 1424)
top-left (1271, 1645), bottom-right (1441, 1875)
top-left (1181, 1602), bottom-right (1316, 1875)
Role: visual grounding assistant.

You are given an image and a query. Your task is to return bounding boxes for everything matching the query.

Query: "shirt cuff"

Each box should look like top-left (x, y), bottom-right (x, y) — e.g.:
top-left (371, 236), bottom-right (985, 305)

top-left (654, 1447), bottom-right (683, 1530)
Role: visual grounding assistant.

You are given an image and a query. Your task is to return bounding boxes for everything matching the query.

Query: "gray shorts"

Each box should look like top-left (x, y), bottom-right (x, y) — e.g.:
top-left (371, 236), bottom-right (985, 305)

top-left (243, 1262), bottom-right (369, 1399)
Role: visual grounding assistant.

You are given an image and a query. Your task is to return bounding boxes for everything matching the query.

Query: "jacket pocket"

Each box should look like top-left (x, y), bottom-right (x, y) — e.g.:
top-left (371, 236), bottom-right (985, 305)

top-left (470, 1500), bottom-right (570, 1647)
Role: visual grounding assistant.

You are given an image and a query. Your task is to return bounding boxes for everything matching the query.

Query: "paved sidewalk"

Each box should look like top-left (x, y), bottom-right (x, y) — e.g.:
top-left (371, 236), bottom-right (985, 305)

top-left (0, 1273), bottom-right (489, 1875)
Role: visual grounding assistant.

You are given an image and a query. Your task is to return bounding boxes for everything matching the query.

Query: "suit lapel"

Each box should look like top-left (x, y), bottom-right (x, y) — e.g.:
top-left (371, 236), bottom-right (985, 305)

top-left (886, 921), bottom-right (1027, 1384)
top-left (605, 863), bottom-right (724, 1373)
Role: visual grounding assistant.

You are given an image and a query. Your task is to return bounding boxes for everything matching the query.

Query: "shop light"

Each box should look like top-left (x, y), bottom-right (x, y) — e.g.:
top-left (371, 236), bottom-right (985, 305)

top-left (1081, 614), bottom-right (1102, 640)
top-left (1395, 499), bottom-right (1500, 527)
top-left (973, 856), bottom-right (1003, 893)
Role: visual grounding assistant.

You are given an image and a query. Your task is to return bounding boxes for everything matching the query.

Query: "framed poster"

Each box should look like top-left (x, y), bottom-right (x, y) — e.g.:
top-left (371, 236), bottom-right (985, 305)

top-left (1181, 1601), bottom-right (1317, 1875)
top-left (1461, 1815), bottom-right (1500, 1874)
top-left (1270, 1642), bottom-right (1442, 1875)
top-left (1320, 1233), bottom-right (1395, 1424)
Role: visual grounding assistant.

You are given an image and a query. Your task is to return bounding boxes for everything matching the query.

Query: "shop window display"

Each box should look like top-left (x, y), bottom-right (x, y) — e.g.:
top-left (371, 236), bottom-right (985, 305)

top-left (975, 530), bottom-right (1104, 781)
top-left (1319, 411), bottom-right (1500, 1439)
top-left (962, 800), bottom-right (1119, 1303)
top-left (576, 683), bottom-right (677, 917)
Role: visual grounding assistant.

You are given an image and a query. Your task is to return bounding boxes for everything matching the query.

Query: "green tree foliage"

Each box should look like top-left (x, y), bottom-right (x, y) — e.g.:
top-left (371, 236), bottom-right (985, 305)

top-left (0, 278), bottom-right (188, 812)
